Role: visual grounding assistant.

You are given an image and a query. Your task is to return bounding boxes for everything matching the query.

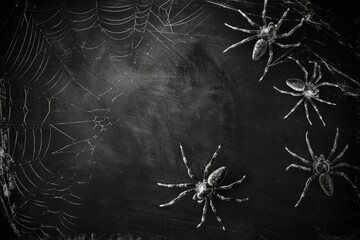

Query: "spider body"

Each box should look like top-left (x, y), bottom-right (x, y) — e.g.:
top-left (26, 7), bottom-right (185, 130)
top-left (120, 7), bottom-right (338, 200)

top-left (274, 57), bottom-right (342, 126)
top-left (253, 23), bottom-right (277, 60)
top-left (158, 144), bottom-right (248, 230)
top-left (313, 155), bottom-right (333, 196)
top-left (287, 78), bottom-right (320, 98)
top-left (285, 128), bottom-right (360, 207)
top-left (217, 0), bottom-right (305, 81)
top-left (194, 166), bottom-right (227, 202)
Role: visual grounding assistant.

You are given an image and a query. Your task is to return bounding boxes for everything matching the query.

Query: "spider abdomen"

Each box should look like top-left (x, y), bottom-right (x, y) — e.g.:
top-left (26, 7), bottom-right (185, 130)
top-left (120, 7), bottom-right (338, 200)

top-left (207, 166), bottom-right (227, 186)
top-left (319, 173), bottom-right (334, 196)
top-left (252, 39), bottom-right (267, 61)
top-left (286, 78), bottom-right (305, 91)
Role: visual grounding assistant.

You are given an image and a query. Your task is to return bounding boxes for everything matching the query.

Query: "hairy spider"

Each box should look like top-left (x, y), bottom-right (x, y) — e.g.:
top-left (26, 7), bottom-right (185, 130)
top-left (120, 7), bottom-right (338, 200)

top-left (273, 57), bottom-right (342, 126)
top-left (285, 128), bottom-right (360, 207)
top-left (157, 144), bottom-right (248, 231)
top-left (221, 0), bottom-right (304, 81)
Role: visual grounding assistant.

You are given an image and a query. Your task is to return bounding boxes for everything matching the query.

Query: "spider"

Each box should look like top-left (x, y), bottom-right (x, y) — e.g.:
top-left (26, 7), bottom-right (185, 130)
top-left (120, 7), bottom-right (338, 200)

top-left (221, 0), bottom-right (304, 81)
top-left (273, 57), bottom-right (342, 126)
top-left (157, 144), bottom-right (248, 231)
top-left (285, 128), bottom-right (360, 207)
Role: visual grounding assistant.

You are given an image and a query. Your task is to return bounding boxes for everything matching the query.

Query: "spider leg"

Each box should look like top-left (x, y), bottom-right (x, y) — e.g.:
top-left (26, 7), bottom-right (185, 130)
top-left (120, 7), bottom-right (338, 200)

top-left (275, 8), bottom-right (290, 31)
top-left (273, 41), bottom-right (301, 49)
top-left (215, 175), bottom-right (246, 190)
top-left (262, 0), bottom-right (268, 26)
top-left (204, 144), bottom-right (221, 180)
top-left (236, 9), bottom-right (261, 28)
top-left (192, 193), bottom-right (198, 200)
top-left (157, 183), bottom-right (196, 188)
top-left (159, 189), bottom-right (195, 207)
top-left (224, 23), bottom-right (258, 34)
top-left (315, 82), bottom-right (342, 90)
top-left (331, 171), bottom-right (360, 199)
top-left (332, 163), bottom-right (360, 171)
top-left (309, 98), bottom-right (326, 126)
top-left (197, 198), bottom-right (209, 228)
top-left (223, 35), bottom-right (259, 53)
top-left (294, 174), bottom-right (317, 207)
top-left (288, 56), bottom-right (308, 81)
top-left (314, 64), bottom-right (322, 84)
top-left (276, 17), bottom-right (304, 39)
top-left (309, 61), bottom-right (318, 83)
top-left (215, 192), bottom-right (249, 203)
top-left (285, 147), bottom-right (311, 165)
top-left (210, 198), bottom-right (226, 231)
top-left (283, 97), bottom-right (304, 119)
top-left (273, 86), bottom-right (303, 96)
top-left (285, 164), bottom-right (312, 172)
top-left (259, 43), bottom-right (273, 82)
top-left (330, 144), bottom-right (349, 166)
top-left (304, 99), bottom-right (312, 125)
top-left (179, 144), bottom-right (200, 182)
top-left (305, 131), bottom-right (315, 161)
top-left (313, 97), bottom-right (336, 106)
top-left (327, 127), bottom-right (339, 161)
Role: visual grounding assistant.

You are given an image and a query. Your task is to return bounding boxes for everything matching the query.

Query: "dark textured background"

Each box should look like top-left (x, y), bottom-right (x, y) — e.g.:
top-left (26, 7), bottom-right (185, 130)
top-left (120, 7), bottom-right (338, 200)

top-left (0, 0), bottom-right (360, 239)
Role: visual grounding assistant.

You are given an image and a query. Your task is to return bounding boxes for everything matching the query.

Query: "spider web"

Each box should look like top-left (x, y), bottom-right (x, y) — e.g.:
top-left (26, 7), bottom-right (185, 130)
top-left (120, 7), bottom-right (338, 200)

top-left (0, 0), bottom-right (209, 238)
top-left (0, 0), bottom-right (359, 239)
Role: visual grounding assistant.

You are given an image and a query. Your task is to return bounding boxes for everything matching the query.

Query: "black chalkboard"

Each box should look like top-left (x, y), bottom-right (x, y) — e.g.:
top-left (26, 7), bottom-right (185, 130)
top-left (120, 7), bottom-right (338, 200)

top-left (0, 0), bottom-right (359, 239)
